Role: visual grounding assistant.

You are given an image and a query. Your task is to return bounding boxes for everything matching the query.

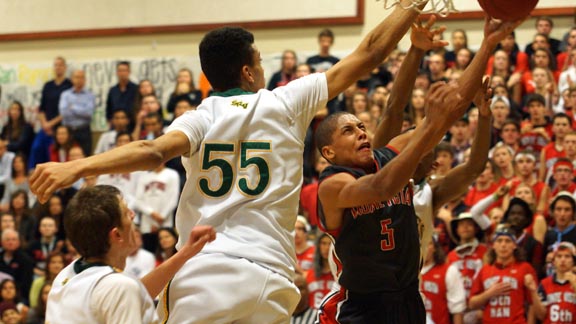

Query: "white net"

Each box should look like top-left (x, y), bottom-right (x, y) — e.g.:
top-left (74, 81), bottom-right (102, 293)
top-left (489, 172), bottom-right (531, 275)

top-left (379, 0), bottom-right (458, 17)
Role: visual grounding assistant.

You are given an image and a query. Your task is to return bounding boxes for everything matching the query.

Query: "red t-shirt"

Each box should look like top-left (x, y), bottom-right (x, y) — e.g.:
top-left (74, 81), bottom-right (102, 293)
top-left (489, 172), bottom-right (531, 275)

top-left (520, 120), bottom-right (553, 153)
top-left (471, 261), bottom-right (537, 324)
top-left (448, 244), bottom-right (488, 298)
top-left (297, 245), bottom-right (315, 272)
top-left (421, 263), bottom-right (451, 324)
top-left (508, 178), bottom-right (547, 205)
top-left (306, 270), bottom-right (335, 309)
top-left (538, 275), bottom-right (576, 324)
top-left (464, 182), bottom-right (500, 210)
top-left (542, 143), bottom-right (566, 174)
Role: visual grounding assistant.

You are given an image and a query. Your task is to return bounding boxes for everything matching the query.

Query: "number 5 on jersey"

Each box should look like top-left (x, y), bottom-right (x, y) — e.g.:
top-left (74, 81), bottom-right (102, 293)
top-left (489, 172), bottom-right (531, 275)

top-left (198, 141), bottom-right (271, 198)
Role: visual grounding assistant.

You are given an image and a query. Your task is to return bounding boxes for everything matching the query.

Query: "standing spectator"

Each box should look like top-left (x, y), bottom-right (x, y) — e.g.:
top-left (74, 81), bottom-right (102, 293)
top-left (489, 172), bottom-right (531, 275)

top-left (509, 151), bottom-right (550, 214)
top-left (305, 233), bottom-right (335, 309)
top-left (132, 79), bottom-right (156, 119)
top-left (155, 227), bottom-right (177, 266)
top-left (487, 32), bottom-right (530, 75)
top-left (558, 48), bottom-right (576, 108)
top-left (445, 29), bottom-right (469, 68)
top-left (0, 101), bottom-right (34, 157)
top-left (93, 110), bottom-right (130, 155)
top-left (464, 160), bottom-right (500, 209)
top-left (105, 61), bottom-right (137, 122)
top-left (556, 27), bottom-right (576, 72)
top-left (532, 241), bottom-right (576, 323)
top-left (525, 17), bottom-right (562, 56)
top-left (449, 117), bottom-right (471, 166)
top-left (431, 142), bottom-right (454, 178)
top-left (550, 158), bottom-right (576, 196)
top-left (294, 216), bottom-right (315, 274)
top-left (133, 162), bottom-right (179, 252)
top-left (493, 143), bottom-right (516, 184)
top-left (428, 54), bottom-right (449, 84)
top-left (540, 113), bottom-right (570, 183)
top-left (306, 29), bottom-right (339, 73)
top-left (291, 272), bottom-right (317, 324)
top-left (420, 238), bottom-right (466, 324)
top-left (0, 230), bottom-right (34, 305)
top-left (469, 225), bottom-right (539, 324)
top-left (489, 97), bottom-right (513, 146)
top-left (268, 50), bottom-right (297, 90)
top-left (132, 95), bottom-right (162, 140)
top-left (166, 68), bottom-right (202, 114)
top-left (0, 141), bottom-right (15, 200)
top-left (58, 70), bottom-right (95, 156)
top-left (29, 57), bottom-right (72, 170)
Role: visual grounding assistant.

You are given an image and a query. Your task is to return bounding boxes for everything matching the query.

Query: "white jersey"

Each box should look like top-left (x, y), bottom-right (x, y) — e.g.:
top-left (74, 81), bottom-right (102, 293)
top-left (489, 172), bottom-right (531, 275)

top-left (125, 249), bottom-right (156, 279)
top-left (134, 168), bottom-right (180, 233)
top-left (47, 260), bottom-right (157, 324)
top-left (167, 73), bottom-right (328, 278)
top-left (94, 130), bottom-right (117, 154)
top-left (413, 181), bottom-right (434, 264)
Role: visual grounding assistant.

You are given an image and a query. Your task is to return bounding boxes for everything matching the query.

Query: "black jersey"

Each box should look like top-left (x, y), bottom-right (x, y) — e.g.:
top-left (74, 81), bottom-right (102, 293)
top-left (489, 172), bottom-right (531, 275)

top-left (318, 146), bottom-right (420, 294)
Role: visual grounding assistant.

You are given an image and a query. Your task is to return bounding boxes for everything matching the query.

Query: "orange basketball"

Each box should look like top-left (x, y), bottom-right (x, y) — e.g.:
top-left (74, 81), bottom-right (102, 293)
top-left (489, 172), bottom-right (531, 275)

top-left (477, 0), bottom-right (539, 21)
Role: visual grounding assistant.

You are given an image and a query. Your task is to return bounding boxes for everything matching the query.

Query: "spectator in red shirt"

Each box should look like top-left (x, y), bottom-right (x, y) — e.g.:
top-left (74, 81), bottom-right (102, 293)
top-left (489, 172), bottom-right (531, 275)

top-left (295, 216), bottom-right (315, 274)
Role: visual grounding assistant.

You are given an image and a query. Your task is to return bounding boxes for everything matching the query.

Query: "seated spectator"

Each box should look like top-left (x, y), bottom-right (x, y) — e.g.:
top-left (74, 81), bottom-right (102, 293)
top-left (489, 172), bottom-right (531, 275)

top-left (448, 117), bottom-right (471, 166)
top-left (94, 110), bottom-right (130, 155)
top-left (503, 183), bottom-right (548, 244)
top-left (492, 143), bottom-right (516, 184)
top-left (124, 229), bottom-right (156, 279)
top-left (408, 88), bottom-right (426, 127)
top-left (525, 17), bottom-right (562, 57)
top-left (305, 233), bottom-right (335, 309)
top-left (26, 216), bottom-right (64, 277)
top-left (28, 253), bottom-right (64, 309)
top-left (0, 141), bottom-right (15, 200)
top-left (464, 160), bottom-right (500, 210)
top-left (8, 191), bottom-right (36, 248)
top-left (507, 151), bottom-right (550, 214)
top-left (0, 214), bottom-right (16, 237)
top-left (469, 225), bottom-right (539, 323)
top-left (26, 282), bottom-right (50, 324)
top-left (291, 271), bottom-right (317, 324)
top-left (0, 301), bottom-right (22, 324)
top-left (420, 237), bottom-right (466, 324)
top-left (531, 241), bottom-right (576, 323)
top-left (133, 79), bottom-right (156, 119)
top-left (556, 27), bottom-right (576, 72)
top-left (523, 48), bottom-right (560, 93)
top-left (445, 29), bottom-right (470, 68)
top-left (132, 94), bottom-right (162, 140)
top-left (446, 48), bottom-right (473, 79)
top-left (487, 31), bottom-right (529, 75)
top-left (48, 125), bottom-right (78, 163)
top-left (166, 68), bottom-right (202, 114)
top-left (490, 50), bottom-right (523, 104)
top-left (489, 97), bottom-right (512, 146)
top-left (550, 158), bottom-right (576, 196)
top-left (539, 113), bottom-right (570, 184)
top-left (294, 216), bottom-right (315, 274)
top-left (0, 101), bottom-right (34, 157)
top-left (0, 230), bottom-right (34, 303)
top-left (543, 193), bottom-right (576, 272)
top-left (431, 142), bottom-right (454, 179)
top-left (300, 154), bottom-right (330, 228)
top-left (155, 227), bottom-right (177, 266)
top-left (427, 54), bottom-right (448, 84)
top-left (268, 50), bottom-right (297, 90)
top-left (0, 279), bottom-right (28, 322)
top-left (1, 155), bottom-right (31, 211)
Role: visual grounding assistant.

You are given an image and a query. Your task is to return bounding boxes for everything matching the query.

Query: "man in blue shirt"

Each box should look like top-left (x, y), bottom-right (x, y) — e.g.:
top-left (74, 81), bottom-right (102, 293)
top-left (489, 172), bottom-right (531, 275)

top-left (59, 70), bottom-right (95, 156)
top-left (106, 61), bottom-right (138, 123)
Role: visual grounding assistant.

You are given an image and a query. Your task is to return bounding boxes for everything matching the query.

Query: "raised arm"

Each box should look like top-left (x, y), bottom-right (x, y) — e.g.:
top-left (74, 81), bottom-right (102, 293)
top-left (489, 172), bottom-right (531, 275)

top-left (30, 131), bottom-right (190, 203)
top-left (431, 78), bottom-right (493, 208)
top-left (325, 0), bottom-right (428, 99)
top-left (373, 16), bottom-right (447, 148)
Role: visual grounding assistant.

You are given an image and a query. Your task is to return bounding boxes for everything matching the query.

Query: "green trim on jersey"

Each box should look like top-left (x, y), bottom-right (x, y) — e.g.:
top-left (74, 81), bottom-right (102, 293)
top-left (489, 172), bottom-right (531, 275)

top-left (210, 88), bottom-right (254, 97)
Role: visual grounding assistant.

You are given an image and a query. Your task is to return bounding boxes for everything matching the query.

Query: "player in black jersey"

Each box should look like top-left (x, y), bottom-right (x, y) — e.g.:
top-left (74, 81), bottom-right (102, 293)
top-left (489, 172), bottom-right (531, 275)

top-left (315, 16), bottom-right (524, 324)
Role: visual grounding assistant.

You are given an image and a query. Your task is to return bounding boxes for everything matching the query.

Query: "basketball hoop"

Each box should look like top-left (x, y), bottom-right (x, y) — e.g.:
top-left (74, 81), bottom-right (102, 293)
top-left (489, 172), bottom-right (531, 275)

top-left (379, 0), bottom-right (458, 17)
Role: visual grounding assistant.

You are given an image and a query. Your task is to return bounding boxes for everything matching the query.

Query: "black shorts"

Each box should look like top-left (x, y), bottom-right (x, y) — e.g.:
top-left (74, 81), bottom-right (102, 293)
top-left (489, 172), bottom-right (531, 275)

top-left (317, 282), bottom-right (426, 324)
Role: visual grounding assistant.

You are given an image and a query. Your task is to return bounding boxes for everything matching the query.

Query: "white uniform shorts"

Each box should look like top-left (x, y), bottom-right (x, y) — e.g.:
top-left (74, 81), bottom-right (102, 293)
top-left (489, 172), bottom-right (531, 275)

top-left (157, 253), bottom-right (300, 324)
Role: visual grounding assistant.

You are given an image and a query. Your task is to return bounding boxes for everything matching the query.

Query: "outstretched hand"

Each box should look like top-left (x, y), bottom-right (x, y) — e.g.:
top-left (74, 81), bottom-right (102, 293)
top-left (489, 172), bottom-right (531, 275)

top-left (410, 15), bottom-right (448, 51)
top-left (483, 16), bottom-right (526, 48)
top-left (473, 76), bottom-right (493, 118)
top-left (425, 82), bottom-right (465, 129)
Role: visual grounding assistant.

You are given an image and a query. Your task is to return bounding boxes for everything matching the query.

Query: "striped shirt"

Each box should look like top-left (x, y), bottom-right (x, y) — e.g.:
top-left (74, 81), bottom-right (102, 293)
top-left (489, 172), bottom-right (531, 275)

top-left (290, 307), bottom-right (318, 324)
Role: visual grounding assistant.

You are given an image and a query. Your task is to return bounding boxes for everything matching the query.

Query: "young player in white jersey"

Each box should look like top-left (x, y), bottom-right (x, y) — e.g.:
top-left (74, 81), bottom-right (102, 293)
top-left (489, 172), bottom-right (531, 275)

top-left (46, 185), bottom-right (214, 324)
top-left (31, 1), bottom-right (464, 322)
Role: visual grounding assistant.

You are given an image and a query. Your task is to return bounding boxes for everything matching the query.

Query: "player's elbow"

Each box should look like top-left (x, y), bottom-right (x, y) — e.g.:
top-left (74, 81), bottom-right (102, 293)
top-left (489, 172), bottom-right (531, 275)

top-left (136, 140), bottom-right (164, 167)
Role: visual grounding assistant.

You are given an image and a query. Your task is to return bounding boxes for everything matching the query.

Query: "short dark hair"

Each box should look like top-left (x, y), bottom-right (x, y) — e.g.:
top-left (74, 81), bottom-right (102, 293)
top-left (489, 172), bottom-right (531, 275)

top-left (502, 119), bottom-right (520, 131)
top-left (117, 61), bottom-right (130, 69)
top-left (526, 93), bottom-right (546, 107)
top-left (65, 185), bottom-right (123, 259)
top-left (199, 27), bottom-right (255, 91)
top-left (318, 28), bottom-right (335, 41)
top-left (434, 141), bottom-right (454, 158)
top-left (115, 130), bottom-right (132, 143)
top-left (536, 16), bottom-right (554, 28)
top-left (553, 113), bottom-right (571, 125)
top-left (145, 112), bottom-right (163, 125)
top-left (315, 112), bottom-right (351, 159)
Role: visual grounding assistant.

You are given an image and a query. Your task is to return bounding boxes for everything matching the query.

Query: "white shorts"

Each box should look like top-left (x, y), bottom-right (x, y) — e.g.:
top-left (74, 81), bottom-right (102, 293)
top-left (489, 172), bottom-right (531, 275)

top-left (157, 253), bottom-right (300, 324)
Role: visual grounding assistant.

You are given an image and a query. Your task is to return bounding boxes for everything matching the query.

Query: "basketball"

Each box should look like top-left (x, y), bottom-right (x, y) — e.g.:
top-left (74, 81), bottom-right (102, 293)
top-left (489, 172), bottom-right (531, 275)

top-left (477, 0), bottom-right (539, 21)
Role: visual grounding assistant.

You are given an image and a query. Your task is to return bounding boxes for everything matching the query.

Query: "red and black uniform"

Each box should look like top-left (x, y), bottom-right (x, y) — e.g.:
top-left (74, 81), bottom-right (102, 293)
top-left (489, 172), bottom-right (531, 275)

top-left (470, 261), bottom-right (537, 324)
top-left (447, 242), bottom-right (488, 298)
top-left (538, 274), bottom-right (576, 324)
top-left (420, 263), bottom-right (450, 324)
top-left (317, 146), bottom-right (425, 324)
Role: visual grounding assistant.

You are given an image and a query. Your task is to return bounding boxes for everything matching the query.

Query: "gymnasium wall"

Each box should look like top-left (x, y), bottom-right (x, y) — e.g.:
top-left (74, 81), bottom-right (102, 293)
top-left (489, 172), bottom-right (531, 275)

top-left (0, 0), bottom-right (573, 128)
